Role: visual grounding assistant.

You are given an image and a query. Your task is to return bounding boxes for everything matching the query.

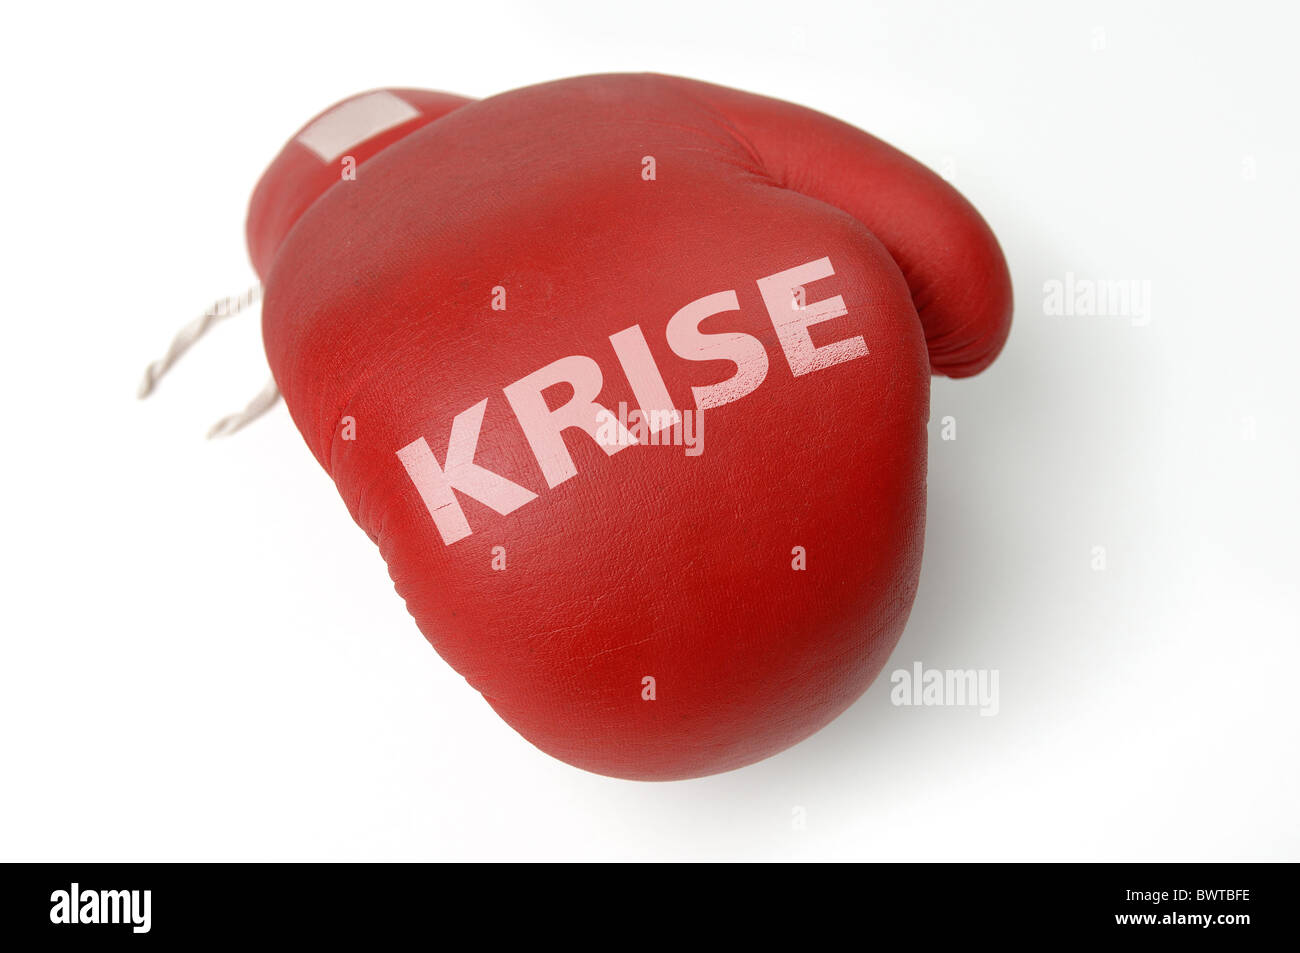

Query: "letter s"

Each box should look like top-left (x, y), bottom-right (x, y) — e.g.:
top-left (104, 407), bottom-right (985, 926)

top-left (665, 290), bottom-right (768, 412)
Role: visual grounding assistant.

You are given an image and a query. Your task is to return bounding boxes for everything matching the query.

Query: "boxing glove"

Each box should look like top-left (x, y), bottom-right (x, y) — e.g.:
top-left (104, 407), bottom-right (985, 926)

top-left (247, 74), bottom-right (1012, 780)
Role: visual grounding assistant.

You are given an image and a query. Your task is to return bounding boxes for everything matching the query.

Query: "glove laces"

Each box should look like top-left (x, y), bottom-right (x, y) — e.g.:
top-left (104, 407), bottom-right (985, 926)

top-left (137, 283), bottom-right (281, 438)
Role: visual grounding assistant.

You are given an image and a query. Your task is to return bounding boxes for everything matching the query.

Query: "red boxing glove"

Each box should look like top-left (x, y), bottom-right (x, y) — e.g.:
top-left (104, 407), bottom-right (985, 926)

top-left (248, 75), bottom-right (1012, 780)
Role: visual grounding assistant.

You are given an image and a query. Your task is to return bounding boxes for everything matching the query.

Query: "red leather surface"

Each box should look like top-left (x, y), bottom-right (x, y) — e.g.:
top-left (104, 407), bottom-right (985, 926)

top-left (246, 88), bottom-right (471, 278)
top-left (250, 74), bottom-right (1012, 780)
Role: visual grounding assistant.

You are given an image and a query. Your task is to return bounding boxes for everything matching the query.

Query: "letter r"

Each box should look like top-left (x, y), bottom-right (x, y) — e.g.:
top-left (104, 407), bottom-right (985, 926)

top-left (503, 355), bottom-right (636, 489)
top-left (397, 399), bottom-right (538, 545)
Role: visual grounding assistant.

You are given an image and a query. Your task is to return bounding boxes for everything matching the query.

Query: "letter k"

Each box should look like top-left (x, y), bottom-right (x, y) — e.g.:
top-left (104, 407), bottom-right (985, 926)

top-left (396, 399), bottom-right (538, 545)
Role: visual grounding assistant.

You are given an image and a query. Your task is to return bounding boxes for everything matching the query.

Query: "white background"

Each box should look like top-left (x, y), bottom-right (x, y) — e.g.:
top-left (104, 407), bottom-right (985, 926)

top-left (1, 1), bottom-right (1296, 861)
